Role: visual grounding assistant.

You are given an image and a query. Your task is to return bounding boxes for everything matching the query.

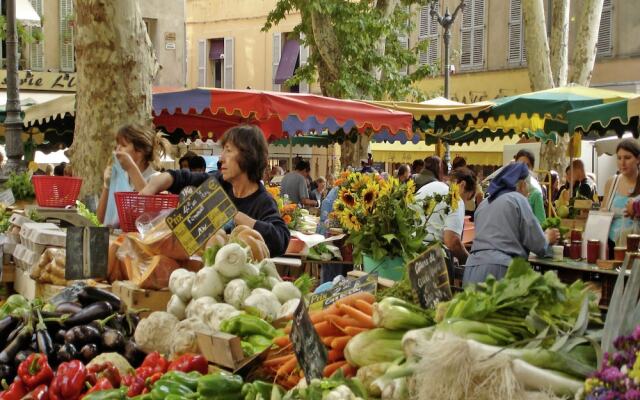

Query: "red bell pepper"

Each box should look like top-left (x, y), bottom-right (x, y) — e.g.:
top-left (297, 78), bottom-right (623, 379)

top-left (167, 353), bottom-right (208, 374)
top-left (48, 360), bottom-right (87, 400)
top-left (87, 362), bottom-right (121, 388)
top-left (0, 378), bottom-right (27, 400)
top-left (17, 354), bottom-right (54, 389)
top-left (145, 372), bottom-right (163, 387)
top-left (82, 377), bottom-right (113, 398)
top-left (23, 384), bottom-right (48, 400)
top-left (139, 352), bottom-right (168, 374)
top-left (122, 374), bottom-right (146, 398)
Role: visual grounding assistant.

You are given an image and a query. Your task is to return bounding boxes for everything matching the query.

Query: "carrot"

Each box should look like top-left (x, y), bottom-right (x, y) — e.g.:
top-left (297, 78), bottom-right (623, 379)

top-left (327, 348), bottom-right (343, 362)
top-left (276, 355), bottom-right (298, 377)
top-left (326, 303), bottom-right (340, 316)
top-left (322, 336), bottom-right (335, 346)
top-left (330, 336), bottom-right (352, 351)
top-left (323, 360), bottom-right (348, 377)
top-left (273, 335), bottom-right (291, 348)
top-left (314, 321), bottom-right (343, 337)
top-left (264, 353), bottom-right (295, 368)
top-left (338, 304), bottom-right (375, 329)
top-left (310, 312), bottom-right (325, 324)
top-left (344, 326), bottom-right (368, 336)
top-left (354, 299), bottom-right (374, 315)
top-left (286, 373), bottom-right (300, 388)
top-left (340, 364), bottom-right (357, 377)
top-left (284, 324), bottom-right (292, 334)
top-left (335, 292), bottom-right (375, 307)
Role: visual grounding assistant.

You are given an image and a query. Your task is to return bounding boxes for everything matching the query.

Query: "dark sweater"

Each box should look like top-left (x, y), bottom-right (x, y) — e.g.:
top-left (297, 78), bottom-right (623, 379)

top-left (167, 170), bottom-right (290, 257)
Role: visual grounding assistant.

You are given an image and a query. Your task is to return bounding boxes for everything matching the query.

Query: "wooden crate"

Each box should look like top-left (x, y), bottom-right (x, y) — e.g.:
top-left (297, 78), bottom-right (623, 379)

top-left (196, 331), bottom-right (266, 372)
top-left (13, 268), bottom-right (66, 300)
top-left (112, 281), bottom-right (171, 317)
top-left (1, 264), bottom-right (15, 283)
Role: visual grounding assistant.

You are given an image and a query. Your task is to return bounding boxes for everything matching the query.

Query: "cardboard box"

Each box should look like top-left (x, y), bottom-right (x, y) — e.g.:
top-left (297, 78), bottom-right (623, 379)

top-left (13, 268), bottom-right (65, 300)
top-left (196, 331), bottom-right (266, 371)
top-left (112, 281), bottom-right (171, 317)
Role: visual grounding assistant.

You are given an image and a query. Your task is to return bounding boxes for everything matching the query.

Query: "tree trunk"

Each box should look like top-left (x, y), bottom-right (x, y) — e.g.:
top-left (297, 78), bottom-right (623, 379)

top-left (569, 0), bottom-right (604, 85)
top-left (371, 0), bottom-right (399, 81)
top-left (522, 0), bottom-right (554, 91)
top-left (69, 0), bottom-right (158, 198)
top-left (549, 0), bottom-right (569, 87)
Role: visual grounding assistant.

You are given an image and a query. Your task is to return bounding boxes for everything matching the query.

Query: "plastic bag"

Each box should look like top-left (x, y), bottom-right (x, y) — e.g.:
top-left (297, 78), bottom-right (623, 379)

top-left (115, 234), bottom-right (181, 289)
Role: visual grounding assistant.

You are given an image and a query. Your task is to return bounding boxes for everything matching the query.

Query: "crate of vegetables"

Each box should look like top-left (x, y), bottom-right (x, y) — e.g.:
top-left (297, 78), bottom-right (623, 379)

top-left (112, 280), bottom-right (171, 317)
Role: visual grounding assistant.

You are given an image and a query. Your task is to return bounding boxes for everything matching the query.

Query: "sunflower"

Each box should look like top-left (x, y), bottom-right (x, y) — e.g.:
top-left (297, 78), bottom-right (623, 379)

top-left (425, 198), bottom-right (437, 215)
top-left (404, 180), bottom-right (416, 204)
top-left (339, 188), bottom-right (356, 208)
top-left (266, 186), bottom-right (280, 199)
top-left (362, 183), bottom-right (379, 210)
top-left (340, 210), bottom-right (361, 232)
top-left (449, 182), bottom-right (460, 212)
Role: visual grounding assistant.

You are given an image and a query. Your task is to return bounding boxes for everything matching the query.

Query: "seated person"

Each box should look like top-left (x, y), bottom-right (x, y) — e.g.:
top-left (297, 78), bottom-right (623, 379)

top-left (188, 155), bottom-right (207, 173)
top-left (557, 159), bottom-right (598, 203)
top-left (140, 125), bottom-right (290, 257)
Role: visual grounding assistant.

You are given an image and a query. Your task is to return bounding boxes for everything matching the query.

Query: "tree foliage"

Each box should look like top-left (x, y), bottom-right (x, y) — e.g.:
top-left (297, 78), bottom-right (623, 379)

top-left (263, 0), bottom-right (434, 101)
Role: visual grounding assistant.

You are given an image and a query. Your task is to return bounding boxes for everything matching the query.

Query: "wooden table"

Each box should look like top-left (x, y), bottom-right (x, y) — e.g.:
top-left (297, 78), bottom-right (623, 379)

top-left (528, 256), bottom-right (627, 309)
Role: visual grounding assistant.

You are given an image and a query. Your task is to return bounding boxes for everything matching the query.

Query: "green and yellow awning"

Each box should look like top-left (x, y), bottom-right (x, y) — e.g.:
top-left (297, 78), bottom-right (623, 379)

top-left (568, 96), bottom-right (640, 138)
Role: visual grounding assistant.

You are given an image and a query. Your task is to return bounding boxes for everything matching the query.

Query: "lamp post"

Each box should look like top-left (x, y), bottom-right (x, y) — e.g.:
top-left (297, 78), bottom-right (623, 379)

top-left (2, 0), bottom-right (25, 178)
top-left (430, 0), bottom-right (465, 171)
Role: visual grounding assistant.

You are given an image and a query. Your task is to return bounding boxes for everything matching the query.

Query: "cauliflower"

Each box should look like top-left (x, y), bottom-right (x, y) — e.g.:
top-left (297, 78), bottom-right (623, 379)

top-left (204, 303), bottom-right (242, 331)
top-left (170, 317), bottom-right (211, 358)
top-left (223, 279), bottom-right (251, 309)
top-left (277, 299), bottom-right (300, 320)
top-left (185, 297), bottom-right (217, 320)
top-left (243, 288), bottom-right (281, 321)
top-left (134, 311), bottom-right (179, 355)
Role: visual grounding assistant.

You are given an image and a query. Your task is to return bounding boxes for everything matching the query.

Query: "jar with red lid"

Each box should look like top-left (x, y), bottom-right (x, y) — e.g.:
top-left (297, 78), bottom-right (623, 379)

top-left (570, 240), bottom-right (582, 260)
top-left (586, 239), bottom-right (600, 264)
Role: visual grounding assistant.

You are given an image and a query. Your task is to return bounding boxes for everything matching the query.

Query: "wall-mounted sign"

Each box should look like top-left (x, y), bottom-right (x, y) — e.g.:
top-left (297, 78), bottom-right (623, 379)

top-left (164, 32), bottom-right (176, 41)
top-left (165, 42), bottom-right (176, 50)
top-left (0, 70), bottom-right (76, 92)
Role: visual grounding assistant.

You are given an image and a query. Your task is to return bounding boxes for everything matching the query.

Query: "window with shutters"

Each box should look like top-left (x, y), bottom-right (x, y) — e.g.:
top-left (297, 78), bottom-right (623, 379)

top-left (508, 0), bottom-right (526, 65)
top-left (223, 37), bottom-right (234, 89)
top-left (460, 0), bottom-right (485, 70)
top-left (272, 33), bottom-right (282, 91)
top-left (418, 5), bottom-right (439, 67)
top-left (298, 33), bottom-right (310, 93)
top-left (29, 0), bottom-right (44, 71)
top-left (59, 0), bottom-right (74, 72)
top-left (597, 0), bottom-right (613, 57)
top-left (197, 40), bottom-right (206, 86)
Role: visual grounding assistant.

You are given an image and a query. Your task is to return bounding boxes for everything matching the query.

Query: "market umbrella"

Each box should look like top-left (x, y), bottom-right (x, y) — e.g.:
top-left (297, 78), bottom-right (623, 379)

top-left (152, 88), bottom-right (413, 141)
top-left (460, 86), bottom-right (639, 144)
top-left (568, 96), bottom-right (640, 139)
top-left (366, 97), bottom-right (493, 144)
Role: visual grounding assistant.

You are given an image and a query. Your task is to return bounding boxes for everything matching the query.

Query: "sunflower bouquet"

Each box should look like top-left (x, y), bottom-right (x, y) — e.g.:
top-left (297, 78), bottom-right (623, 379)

top-left (266, 186), bottom-right (303, 229)
top-left (332, 172), bottom-right (428, 263)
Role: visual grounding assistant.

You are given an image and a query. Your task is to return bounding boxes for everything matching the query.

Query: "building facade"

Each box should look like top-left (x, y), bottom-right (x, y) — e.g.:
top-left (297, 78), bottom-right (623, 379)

top-left (185, 0), bottom-right (640, 98)
top-left (0, 0), bottom-right (186, 89)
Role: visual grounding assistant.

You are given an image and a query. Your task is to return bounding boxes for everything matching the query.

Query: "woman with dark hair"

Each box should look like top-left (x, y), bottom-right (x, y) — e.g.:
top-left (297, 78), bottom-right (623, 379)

top-left (414, 155), bottom-right (443, 190)
top-left (141, 125), bottom-right (290, 257)
top-left (602, 139), bottom-right (640, 253)
top-left (397, 164), bottom-right (411, 183)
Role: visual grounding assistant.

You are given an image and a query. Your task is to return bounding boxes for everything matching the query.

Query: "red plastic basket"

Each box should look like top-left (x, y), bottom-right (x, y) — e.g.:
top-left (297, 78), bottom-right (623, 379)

top-left (32, 176), bottom-right (83, 208)
top-left (114, 192), bottom-right (180, 232)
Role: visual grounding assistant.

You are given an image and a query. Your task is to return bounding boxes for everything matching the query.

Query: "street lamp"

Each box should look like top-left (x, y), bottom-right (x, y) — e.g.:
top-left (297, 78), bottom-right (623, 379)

top-left (430, 0), bottom-right (465, 170)
top-left (2, 0), bottom-right (25, 178)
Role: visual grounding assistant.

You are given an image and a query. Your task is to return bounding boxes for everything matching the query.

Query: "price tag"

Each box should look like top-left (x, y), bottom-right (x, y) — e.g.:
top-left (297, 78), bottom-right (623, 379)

top-left (165, 177), bottom-right (237, 255)
top-left (308, 273), bottom-right (377, 311)
top-left (0, 189), bottom-right (15, 207)
top-left (407, 243), bottom-right (452, 309)
top-left (290, 299), bottom-right (327, 383)
top-left (65, 227), bottom-right (109, 280)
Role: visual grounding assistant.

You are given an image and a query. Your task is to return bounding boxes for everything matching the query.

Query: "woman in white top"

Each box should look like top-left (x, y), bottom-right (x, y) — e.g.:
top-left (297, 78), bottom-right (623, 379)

top-left (97, 124), bottom-right (171, 227)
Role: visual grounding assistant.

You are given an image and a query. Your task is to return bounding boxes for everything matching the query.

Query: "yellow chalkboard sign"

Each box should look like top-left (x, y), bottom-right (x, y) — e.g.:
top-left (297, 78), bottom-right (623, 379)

top-left (165, 177), bottom-right (237, 255)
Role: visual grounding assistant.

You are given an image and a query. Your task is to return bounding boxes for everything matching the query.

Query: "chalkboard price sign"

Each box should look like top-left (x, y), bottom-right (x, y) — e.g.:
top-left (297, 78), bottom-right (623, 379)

top-left (290, 299), bottom-right (327, 382)
top-left (165, 177), bottom-right (237, 255)
top-left (65, 227), bottom-right (110, 280)
top-left (308, 273), bottom-right (377, 311)
top-left (407, 243), bottom-right (452, 309)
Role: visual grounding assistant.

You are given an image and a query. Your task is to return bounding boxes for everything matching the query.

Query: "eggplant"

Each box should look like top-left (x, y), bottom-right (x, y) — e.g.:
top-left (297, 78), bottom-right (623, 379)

top-left (123, 340), bottom-right (146, 367)
top-left (5, 321), bottom-right (25, 345)
top-left (0, 316), bottom-right (19, 348)
top-left (13, 349), bottom-right (34, 368)
top-left (64, 325), bottom-right (101, 345)
top-left (126, 312), bottom-right (141, 336)
top-left (64, 301), bottom-right (113, 327)
top-left (80, 343), bottom-right (99, 362)
top-left (0, 363), bottom-right (15, 383)
top-left (78, 287), bottom-right (122, 311)
top-left (56, 343), bottom-right (77, 363)
top-left (30, 333), bottom-right (38, 351)
top-left (102, 328), bottom-right (125, 351)
top-left (54, 329), bottom-right (67, 344)
top-left (55, 302), bottom-right (83, 315)
top-left (35, 310), bottom-right (54, 357)
top-left (107, 314), bottom-right (126, 334)
top-left (0, 323), bottom-right (34, 364)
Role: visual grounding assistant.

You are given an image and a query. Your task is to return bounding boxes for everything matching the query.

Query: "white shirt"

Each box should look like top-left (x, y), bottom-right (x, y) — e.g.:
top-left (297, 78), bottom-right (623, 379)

top-left (415, 181), bottom-right (465, 243)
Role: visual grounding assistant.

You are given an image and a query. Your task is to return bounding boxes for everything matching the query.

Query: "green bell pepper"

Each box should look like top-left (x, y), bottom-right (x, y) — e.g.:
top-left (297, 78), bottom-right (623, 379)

top-left (81, 387), bottom-right (128, 400)
top-left (161, 370), bottom-right (201, 391)
top-left (150, 378), bottom-right (195, 400)
top-left (129, 394), bottom-right (152, 400)
top-left (247, 335), bottom-right (272, 351)
top-left (219, 314), bottom-right (278, 338)
top-left (242, 381), bottom-right (281, 400)
top-left (241, 341), bottom-right (255, 357)
top-left (196, 373), bottom-right (244, 400)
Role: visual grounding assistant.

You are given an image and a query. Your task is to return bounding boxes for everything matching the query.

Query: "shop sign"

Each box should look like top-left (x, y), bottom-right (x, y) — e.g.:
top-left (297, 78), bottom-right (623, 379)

top-left (0, 70), bottom-right (76, 92)
top-left (165, 177), bottom-right (237, 256)
top-left (407, 243), bottom-right (452, 309)
top-left (291, 299), bottom-right (328, 383)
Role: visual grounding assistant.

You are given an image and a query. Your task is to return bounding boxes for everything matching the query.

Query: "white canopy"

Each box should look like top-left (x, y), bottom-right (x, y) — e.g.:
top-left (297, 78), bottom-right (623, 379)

top-left (16, 0), bottom-right (41, 26)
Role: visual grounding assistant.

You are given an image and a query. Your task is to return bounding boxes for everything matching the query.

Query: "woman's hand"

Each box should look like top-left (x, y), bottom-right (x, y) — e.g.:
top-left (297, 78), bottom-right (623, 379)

top-left (114, 151), bottom-right (137, 173)
top-left (545, 228), bottom-right (560, 245)
top-left (234, 212), bottom-right (256, 229)
top-left (102, 165), bottom-right (112, 189)
top-left (625, 198), bottom-right (636, 218)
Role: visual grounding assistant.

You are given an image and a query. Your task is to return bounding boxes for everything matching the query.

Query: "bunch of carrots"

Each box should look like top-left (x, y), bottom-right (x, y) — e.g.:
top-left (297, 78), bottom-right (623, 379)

top-left (263, 292), bottom-right (376, 389)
